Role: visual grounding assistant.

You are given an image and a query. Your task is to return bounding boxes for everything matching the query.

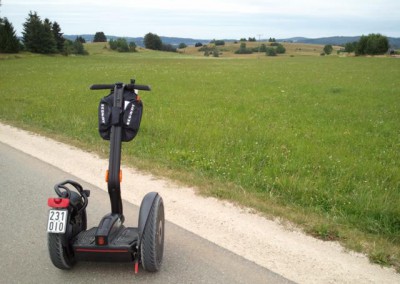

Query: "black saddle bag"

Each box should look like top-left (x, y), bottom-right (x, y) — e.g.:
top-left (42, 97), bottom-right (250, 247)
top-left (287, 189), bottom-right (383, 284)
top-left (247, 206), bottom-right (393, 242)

top-left (98, 89), bottom-right (143, 142)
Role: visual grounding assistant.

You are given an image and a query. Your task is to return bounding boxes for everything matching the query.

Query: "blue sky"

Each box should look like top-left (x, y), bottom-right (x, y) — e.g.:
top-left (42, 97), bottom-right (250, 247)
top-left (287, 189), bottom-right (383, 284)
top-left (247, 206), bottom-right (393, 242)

top-left (1, 0), bottom-right (399, 39)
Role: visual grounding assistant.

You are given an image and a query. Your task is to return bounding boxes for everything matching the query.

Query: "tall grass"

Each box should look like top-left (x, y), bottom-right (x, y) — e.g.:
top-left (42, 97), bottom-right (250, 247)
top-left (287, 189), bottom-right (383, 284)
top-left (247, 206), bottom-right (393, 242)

top-left (1, 50), bottom-right (399, 269)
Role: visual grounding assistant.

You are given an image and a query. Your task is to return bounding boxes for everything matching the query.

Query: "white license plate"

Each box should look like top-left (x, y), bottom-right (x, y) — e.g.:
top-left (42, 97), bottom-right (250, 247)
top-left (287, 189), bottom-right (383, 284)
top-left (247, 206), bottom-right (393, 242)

top-left (47, 209), bottom-right (68, 233)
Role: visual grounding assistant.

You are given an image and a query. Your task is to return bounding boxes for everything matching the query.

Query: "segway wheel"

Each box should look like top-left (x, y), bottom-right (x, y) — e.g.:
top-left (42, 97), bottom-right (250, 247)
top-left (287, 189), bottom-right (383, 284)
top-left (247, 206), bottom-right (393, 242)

top-left (48, 233), bottom-right (75, 270)
top-left (141, 195), bottom-right (165, 272)
top-left (48, 204), bottom-right (87, 270)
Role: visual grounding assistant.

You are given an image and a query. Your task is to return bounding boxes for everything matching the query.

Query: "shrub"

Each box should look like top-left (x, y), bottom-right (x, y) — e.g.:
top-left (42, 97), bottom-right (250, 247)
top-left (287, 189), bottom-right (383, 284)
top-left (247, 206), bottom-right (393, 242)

top-left (235, 42), bottom-right (253, 54)
top-left (323, 44), bottom-right (333, 55)
top-left (129, 41), bottom-right (137, 52)
top-left (210, 39), bottom-right (225, 46)
top-left (109, 38), bottom-right (129, 52)
top-left (199, 45), bottom-right (216, 55)
top-left (251, 44), bottom-right (269, 53)
top-left (266, 47), bottom-right (276, 56)
top-left (161, 43), bottom-right (177, 52)
top-left (276, 44), bottom-right (286, 54)
top-left (63, 38), bottom-right (88, 55)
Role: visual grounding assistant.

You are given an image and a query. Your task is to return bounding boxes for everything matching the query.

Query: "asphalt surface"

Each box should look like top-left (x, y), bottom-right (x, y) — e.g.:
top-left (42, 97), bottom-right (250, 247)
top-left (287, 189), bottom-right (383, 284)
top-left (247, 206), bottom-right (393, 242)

top-left (0, 142), bottom-right (293, 284)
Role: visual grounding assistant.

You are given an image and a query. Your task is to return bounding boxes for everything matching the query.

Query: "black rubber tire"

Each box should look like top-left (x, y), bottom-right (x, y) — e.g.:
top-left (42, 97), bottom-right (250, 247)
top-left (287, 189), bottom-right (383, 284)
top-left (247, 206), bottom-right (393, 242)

top-left (141, 195), bottom-right (165, 272)
top-left (48, 233), bottom-right (75, 270)
top-left (48, 209), bottom-right (86, 270)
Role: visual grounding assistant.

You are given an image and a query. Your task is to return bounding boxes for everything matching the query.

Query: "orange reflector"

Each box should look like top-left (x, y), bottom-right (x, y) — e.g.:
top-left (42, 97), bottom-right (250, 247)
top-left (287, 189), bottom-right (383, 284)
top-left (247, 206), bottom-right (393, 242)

top-left (119, 170), bottom-right (122, 182)
top-left (97, 236), bottom-right (105, 245)
top-left (105, 170), bottom-right (109, 182)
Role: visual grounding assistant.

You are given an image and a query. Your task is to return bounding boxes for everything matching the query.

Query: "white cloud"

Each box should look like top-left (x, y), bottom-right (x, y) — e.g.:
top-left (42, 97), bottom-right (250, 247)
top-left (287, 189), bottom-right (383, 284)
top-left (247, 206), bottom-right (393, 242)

top-left (2, 0), bottom-right (399, 38)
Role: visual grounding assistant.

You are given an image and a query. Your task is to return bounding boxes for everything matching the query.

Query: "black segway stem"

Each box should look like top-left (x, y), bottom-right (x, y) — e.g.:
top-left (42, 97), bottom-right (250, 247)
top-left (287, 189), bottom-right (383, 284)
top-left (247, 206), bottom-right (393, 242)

top-left (108, 84), bottom-right (124, 218)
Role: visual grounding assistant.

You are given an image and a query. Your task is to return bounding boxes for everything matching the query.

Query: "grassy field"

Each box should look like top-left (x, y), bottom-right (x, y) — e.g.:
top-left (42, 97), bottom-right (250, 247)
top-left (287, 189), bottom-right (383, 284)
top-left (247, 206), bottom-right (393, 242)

top-left (1, 43), bottom-right (399, 270)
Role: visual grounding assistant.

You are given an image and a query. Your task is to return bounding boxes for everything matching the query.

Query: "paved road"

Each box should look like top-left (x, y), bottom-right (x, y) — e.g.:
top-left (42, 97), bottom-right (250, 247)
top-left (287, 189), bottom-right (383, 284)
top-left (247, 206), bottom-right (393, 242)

top-left (0, 142), bottom-right (293, 284)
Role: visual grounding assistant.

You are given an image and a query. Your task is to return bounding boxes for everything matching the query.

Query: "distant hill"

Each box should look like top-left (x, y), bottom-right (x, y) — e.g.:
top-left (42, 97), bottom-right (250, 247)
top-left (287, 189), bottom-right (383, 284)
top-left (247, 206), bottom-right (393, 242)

top-left (63, 34), bottom-right (210, 47)
top-left (278, 36), bottom-right (400, 48)
top-left (64, 34), bottom-right (400, 48)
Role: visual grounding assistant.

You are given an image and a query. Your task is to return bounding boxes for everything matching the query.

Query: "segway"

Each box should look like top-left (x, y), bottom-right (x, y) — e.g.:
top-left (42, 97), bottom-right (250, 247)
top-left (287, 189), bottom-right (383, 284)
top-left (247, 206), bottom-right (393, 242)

top-left (46, 79), bottom-right (164, 273)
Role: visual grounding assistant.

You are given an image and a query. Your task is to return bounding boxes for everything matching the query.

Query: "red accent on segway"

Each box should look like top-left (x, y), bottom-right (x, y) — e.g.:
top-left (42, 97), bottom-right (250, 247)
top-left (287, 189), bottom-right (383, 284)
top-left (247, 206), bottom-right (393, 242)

top-left (75, 248), bottom-right (129, 253)
top-left (134, 261), bottom-right (139, 274)
top-left (48, 198), bottom-right (70, 208)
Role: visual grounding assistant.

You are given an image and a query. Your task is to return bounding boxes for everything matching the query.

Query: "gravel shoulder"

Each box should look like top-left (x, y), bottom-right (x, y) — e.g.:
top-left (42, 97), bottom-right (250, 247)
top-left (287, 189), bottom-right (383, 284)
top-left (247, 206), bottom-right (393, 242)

top-left (1, 122), bottom-right (398, 283)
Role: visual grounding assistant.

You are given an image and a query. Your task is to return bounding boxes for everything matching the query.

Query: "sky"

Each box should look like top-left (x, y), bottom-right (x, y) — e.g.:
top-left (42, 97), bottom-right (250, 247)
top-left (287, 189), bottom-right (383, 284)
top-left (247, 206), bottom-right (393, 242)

top-left (1, 0), bottom-right (399, 39)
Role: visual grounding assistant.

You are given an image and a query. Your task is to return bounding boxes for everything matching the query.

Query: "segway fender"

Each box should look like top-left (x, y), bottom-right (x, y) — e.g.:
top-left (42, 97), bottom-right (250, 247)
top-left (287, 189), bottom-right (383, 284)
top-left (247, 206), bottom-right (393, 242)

top-left (138, 192), bottom-right (159, 238)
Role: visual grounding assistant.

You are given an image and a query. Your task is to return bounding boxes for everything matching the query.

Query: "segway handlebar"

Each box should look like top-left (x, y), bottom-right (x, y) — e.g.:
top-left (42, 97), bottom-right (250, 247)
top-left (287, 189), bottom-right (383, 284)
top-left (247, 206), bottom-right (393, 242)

top-left (90, 84), bottom-right (151, 91)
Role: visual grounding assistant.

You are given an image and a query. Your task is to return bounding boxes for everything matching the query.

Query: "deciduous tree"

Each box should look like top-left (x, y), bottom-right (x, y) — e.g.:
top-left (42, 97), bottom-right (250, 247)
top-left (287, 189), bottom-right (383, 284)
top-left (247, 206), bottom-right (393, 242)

top-left (144, 33), bottom-right (162, 50)
top-left (355, 34), bottom-right (389, 55)
top-left (93, 31), bottom-right (107, 42)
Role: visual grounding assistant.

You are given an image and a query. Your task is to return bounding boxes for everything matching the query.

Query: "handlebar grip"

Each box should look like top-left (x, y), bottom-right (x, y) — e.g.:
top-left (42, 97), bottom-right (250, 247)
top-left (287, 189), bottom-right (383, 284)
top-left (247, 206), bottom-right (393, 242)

top-left (125, 84), bottom-right (151, 91)
top-left (90, 84), bottom-right (115, 90)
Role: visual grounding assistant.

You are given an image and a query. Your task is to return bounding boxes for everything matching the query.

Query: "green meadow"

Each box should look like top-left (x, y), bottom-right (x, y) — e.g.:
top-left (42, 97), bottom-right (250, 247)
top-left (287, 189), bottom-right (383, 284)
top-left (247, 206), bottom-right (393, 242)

top-left (1, 44), bottom-right (399, 270)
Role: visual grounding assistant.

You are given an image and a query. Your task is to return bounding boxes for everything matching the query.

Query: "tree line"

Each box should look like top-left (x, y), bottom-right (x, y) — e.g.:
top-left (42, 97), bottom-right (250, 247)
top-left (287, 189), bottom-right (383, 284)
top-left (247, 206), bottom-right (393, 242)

top-left (0, 9), bottom-right (392, 56)
top-left (143, 33), bottom-right (177, 52)
top-left (0, 11), bottom-right (87, 55)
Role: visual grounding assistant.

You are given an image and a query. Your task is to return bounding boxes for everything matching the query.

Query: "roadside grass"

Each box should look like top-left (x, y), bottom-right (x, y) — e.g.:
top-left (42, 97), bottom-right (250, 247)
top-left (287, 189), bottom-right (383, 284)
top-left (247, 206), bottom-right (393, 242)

top-left (1, 49), bottom-right (399, 271)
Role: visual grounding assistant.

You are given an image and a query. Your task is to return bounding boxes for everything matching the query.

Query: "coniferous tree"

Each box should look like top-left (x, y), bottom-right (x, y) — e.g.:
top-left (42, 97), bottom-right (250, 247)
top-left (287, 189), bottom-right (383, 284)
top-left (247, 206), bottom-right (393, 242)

top-left (73, 38), bottom-right (87, 55)
top-left (41, 18), bottom-right (57, 53)
top-left (0, 17), bottom-right (20, 53)
top-left (22, 13), bottom-right (52, 53)
top-left (52, 21), bottom-right (64, 52)
top-left (22, 12), bottom-right (58, 54)
top-left (76, 36), bottom-right (86, 43)
top-left (22, 11), bottom-right (43, 53)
